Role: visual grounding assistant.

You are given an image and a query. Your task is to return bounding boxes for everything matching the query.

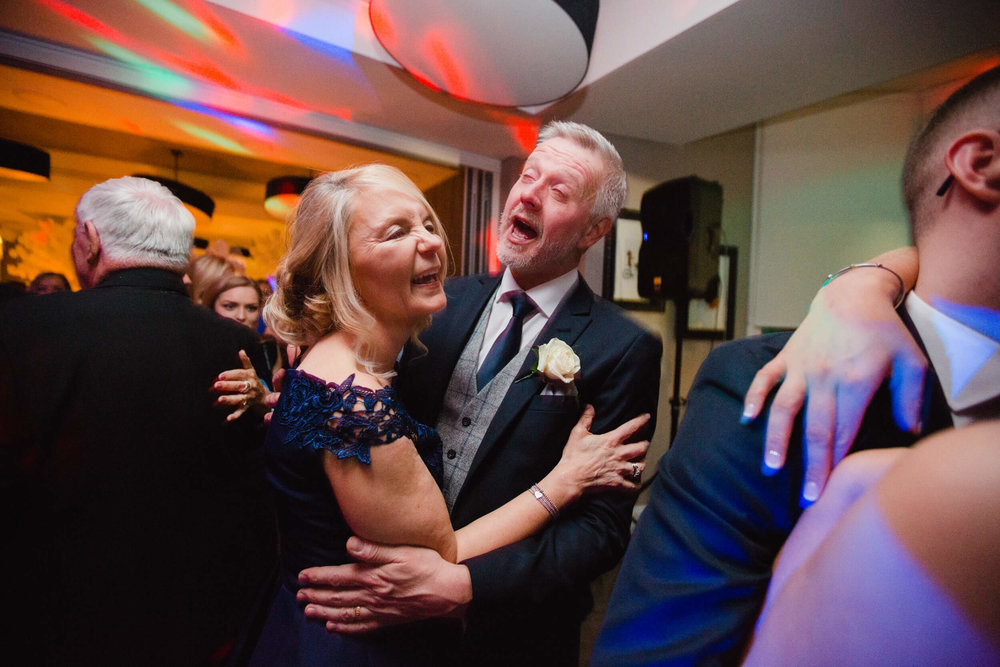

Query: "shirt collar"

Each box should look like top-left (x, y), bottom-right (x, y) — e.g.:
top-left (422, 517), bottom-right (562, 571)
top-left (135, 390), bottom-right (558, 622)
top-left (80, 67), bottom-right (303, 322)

top-left (496, 268), bottom-right (579, 319)
top-left (906, 291), bottom-right (1000, 424)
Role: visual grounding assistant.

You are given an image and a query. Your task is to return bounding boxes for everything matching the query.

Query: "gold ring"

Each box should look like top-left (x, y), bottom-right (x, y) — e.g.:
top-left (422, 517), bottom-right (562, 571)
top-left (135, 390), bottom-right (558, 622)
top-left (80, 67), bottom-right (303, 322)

top-left (241, 397), bottom-right (248, 408)
top-left (354, 605), bottom-right (361, 620)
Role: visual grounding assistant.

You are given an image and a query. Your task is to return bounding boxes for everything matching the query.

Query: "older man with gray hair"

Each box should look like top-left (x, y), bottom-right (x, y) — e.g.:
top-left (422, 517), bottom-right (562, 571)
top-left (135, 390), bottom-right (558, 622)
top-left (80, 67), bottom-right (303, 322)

top-left (0, 176), bottom-right (276, 665)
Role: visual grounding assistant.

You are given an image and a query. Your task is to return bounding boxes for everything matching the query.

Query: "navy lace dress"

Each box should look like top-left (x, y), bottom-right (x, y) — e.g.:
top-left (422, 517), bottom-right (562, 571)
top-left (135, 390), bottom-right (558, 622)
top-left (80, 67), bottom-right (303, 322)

top-left (249, 369), bottom-right (458, 666)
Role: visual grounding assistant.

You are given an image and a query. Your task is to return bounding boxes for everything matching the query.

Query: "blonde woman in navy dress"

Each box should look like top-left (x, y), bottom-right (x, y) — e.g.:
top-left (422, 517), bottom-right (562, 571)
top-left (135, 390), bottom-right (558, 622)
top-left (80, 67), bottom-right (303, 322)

top-left (249, 165), bottom-right (648, 665)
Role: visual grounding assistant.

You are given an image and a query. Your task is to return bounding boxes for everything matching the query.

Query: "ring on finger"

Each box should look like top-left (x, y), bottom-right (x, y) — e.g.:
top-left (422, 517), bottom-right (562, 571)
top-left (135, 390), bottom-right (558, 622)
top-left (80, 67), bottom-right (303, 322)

top-left (242, 380), bottom-right (251, 393)
top-left (241, 397), bottom-right (248, 408)
top-left (630, 462), bottom-right (641, 482)
top-left (354, 605), bottom-right (361, 620)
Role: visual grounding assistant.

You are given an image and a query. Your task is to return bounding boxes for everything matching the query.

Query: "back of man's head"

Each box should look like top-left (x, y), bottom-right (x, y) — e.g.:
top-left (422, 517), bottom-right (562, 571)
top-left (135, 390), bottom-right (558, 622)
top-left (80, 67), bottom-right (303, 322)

top-left (75, 176), bottom-right (195, 273)
top-left (903, 64), bottom-right (1000, 239)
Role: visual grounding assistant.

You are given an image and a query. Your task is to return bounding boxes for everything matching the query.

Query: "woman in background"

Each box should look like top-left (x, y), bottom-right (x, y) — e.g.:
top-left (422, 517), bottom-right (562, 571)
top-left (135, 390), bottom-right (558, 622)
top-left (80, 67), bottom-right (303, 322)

top-left (205, 273), bottom-right (264, 332)
top-left (204, 272), bottom-right (286, 419)
top-left (27, 271), bottom-right (71, 295)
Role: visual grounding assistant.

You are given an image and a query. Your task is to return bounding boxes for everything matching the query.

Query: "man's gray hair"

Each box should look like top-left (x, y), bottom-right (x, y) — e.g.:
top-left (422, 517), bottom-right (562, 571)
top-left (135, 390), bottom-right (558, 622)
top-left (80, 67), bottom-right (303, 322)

top-left (75, 176), bottom-right (195, 272)
top-left (537, 121), bottom-right (627, 221)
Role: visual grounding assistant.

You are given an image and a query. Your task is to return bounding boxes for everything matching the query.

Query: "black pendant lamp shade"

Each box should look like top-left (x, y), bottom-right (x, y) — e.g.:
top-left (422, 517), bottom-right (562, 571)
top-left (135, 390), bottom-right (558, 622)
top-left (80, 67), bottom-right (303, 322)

top-left (134, 174), bottom-right (216, 219)
top-left (264, 175), bottom-right (311, 219)
top-left (134, 149), bottom-right (214, 222)
top-left (0, 138), bottom-right (51, 182)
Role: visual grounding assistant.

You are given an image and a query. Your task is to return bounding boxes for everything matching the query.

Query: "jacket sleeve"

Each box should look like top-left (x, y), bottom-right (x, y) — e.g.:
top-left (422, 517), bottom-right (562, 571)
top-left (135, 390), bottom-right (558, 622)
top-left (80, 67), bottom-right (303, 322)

top-left (463, 327), bottom-right (663, 608)
top-left (591, 334), bottom-right (803, 666)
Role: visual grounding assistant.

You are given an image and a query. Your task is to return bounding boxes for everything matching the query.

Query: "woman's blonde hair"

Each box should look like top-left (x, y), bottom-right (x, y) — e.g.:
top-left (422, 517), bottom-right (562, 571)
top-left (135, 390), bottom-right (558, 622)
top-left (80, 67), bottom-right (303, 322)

top-left (187, 254), bottom-right (234, 305)
top-left (264, 164), bottom-right (447, 375)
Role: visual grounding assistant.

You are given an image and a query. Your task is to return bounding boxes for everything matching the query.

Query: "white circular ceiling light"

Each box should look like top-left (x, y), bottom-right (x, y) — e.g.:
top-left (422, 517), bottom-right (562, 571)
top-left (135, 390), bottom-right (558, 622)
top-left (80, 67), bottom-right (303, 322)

top-left (369, 0), bottom-right (598, 107)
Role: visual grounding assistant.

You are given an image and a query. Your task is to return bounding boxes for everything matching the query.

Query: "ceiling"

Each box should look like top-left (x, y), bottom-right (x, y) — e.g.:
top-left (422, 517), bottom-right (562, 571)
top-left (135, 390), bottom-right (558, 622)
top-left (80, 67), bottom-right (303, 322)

top-left (4, 0), bottom-right (999, 160)
top-left (1, 0), bottom-right (998, 282)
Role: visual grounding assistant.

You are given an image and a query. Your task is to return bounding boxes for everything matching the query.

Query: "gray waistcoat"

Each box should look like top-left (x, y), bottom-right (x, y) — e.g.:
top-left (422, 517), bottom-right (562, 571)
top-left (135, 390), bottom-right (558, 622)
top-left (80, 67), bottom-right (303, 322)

top-left (436, 301), bottom-right (533, 510)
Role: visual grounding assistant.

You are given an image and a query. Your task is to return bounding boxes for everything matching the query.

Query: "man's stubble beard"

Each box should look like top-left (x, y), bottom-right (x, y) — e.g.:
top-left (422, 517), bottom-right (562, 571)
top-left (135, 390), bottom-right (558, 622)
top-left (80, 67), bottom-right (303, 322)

top-left (496, 213), bottom-right (584, 277)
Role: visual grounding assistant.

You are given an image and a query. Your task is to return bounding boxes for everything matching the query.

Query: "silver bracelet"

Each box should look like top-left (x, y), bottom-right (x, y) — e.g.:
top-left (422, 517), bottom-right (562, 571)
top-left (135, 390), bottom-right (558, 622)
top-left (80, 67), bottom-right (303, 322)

top-left (530, 483), bottom-right (559, 519)
top-left (822, 263), bottom-right (905, 309)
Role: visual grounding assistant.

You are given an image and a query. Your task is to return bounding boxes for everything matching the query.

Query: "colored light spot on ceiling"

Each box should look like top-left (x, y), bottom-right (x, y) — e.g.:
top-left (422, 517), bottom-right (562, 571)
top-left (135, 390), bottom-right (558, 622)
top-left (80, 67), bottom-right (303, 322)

top-left (172, 120), bottom-right (253, 155)
top-left (173, 100), bottom-right (275, 138)
top-left (171, 58), bottom-right (239, 89)
top-left (369, 1), bottom-right (396, 49)
top-left (426, 33), bottom-right (467, 99)
top-left (281, 27), bottom-right (360, 69)
top-left (511, 121), bottom-right (539, 155)
top-left (405, 69), bottom-right (441, 93)
top-left (40, 0), bottom-right (116, 40)
top-left (86, 37), bottom-right (195, 98)
top-left (186, 0), bottom-right (244, 53)
top-left (136, 0), bottom-right (213, 43)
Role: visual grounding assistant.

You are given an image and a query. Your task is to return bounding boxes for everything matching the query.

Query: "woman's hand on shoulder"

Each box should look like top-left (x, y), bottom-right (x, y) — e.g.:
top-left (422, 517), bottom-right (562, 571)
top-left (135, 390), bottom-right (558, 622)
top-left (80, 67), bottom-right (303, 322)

top-left (547, 405), bottom-right (651, 503)
top-left (742, 249), bottom-right (925, 504)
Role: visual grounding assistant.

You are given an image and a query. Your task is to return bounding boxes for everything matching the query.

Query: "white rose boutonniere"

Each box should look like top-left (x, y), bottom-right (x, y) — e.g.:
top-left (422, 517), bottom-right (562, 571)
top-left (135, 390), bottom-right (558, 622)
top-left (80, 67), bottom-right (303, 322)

top-left (518, 337), bottom-right (581, 399)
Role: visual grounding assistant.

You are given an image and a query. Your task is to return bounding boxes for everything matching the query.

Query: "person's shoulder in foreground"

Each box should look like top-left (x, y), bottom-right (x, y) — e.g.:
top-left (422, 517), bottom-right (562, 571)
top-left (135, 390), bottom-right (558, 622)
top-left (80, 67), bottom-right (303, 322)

top-left (592, 333), bottom-right (792, 666)
top-left (593, 327), bottom-right (942, 665)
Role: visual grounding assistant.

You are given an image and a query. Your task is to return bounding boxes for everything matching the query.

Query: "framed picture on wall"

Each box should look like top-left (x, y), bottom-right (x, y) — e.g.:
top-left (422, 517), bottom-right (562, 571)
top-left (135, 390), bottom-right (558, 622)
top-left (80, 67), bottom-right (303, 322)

top-left (682, 245), bottom-right (737, 339)
top-left (602, 209), bottom-right (664, 311)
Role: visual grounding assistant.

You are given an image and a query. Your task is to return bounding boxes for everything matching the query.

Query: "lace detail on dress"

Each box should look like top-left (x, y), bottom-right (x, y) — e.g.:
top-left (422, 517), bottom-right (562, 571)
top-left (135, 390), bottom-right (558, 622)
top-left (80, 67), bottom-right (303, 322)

top-left (276, 369), bottom-right (435, 467)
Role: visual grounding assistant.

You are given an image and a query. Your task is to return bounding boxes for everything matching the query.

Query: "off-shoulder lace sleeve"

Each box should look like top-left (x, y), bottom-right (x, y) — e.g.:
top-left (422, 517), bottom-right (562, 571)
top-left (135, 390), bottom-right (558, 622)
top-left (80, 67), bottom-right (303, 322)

top-left (276, 370), bottom-right (415, 464)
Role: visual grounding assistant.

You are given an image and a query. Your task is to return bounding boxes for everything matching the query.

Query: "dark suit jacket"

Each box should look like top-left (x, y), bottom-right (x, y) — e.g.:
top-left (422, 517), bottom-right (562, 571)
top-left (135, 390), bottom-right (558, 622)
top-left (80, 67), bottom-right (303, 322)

top-left (592, 331), bottom-right (952, 666)
top-left (398, 273), bottom-right (662, 666)
top-left (0, 268), bottom-right (277, 666)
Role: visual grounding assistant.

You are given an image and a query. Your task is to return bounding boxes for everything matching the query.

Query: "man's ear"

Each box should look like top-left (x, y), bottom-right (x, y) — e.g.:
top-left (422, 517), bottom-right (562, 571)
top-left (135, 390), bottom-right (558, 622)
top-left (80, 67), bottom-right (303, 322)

top-left (945, 130), bottom-right (1000, 206)
top-left (83, 220), bottom-right (102, 263)
top-left (579, 215), bottom-right (614, 250)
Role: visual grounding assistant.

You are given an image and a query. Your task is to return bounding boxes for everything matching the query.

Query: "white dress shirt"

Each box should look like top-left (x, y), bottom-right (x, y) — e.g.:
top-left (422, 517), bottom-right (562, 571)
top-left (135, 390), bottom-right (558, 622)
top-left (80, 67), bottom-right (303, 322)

top-left (476, 268), bottom-right (580, 369)
top-left (906, 291), bottom-right (1000, 427)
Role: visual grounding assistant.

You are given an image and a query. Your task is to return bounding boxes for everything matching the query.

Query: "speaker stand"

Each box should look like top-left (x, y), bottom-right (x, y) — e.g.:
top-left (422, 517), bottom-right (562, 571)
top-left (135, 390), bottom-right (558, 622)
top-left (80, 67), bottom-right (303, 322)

top-left (669, 296), bottom-right (690, 443)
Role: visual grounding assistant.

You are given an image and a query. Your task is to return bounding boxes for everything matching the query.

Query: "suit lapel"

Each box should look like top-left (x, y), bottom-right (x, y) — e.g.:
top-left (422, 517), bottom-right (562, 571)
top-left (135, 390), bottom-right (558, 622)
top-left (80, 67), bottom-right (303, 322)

top-left (462, 278), bottom-right (596, 485)
top-left (437, 274), bottom-right (500, 376)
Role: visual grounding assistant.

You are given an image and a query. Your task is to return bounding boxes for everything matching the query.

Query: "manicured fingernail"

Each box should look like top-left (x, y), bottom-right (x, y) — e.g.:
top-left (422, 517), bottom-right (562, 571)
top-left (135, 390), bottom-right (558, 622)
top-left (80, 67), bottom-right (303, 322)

top-left (764, 449), bottom-right (782, 469)
top-left (803, 481), bottom-right (820, 502)
top-left (740, 404), bottom-right (756, 425)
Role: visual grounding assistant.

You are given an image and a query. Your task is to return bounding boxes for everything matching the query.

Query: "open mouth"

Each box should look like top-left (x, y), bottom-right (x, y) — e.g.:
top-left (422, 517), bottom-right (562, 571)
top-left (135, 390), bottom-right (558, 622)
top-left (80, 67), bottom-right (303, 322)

top-left (412, 270), bottom-right (440, 286)
top-left (510, 215), bottom-right (538, 241)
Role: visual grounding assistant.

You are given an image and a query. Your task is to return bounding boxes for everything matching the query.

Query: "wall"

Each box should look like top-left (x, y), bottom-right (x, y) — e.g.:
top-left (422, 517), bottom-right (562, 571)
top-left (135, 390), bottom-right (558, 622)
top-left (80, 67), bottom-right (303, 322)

top-left (750, 92), bottom-right (921, 330)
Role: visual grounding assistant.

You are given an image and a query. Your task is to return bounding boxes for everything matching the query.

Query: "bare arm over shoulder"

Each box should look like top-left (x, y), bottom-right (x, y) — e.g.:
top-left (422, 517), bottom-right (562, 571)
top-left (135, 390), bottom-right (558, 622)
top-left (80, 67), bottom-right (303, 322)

top-left (323, 405), bottom-right (651, 564)
top-left (743, 246), bottom-right (925, 502)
